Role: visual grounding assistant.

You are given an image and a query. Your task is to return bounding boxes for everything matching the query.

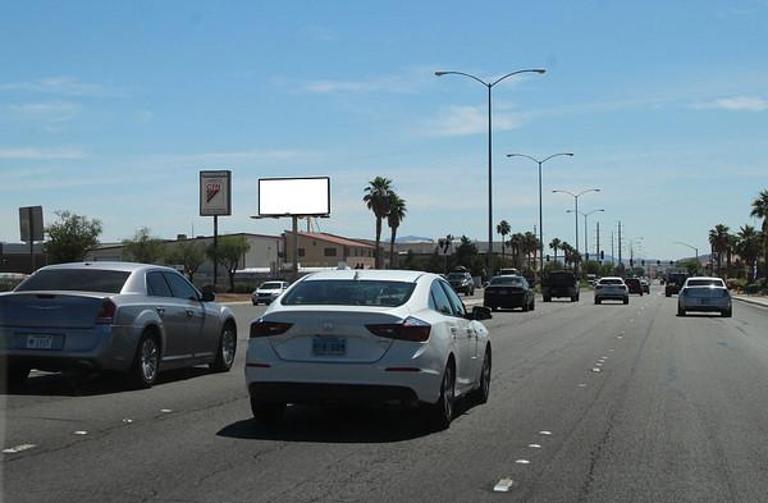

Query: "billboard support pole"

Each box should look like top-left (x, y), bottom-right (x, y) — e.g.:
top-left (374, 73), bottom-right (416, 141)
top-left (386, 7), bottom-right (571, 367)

top-left (213, 215), bottom-right (219, 291)
top-left (292, 215), bottom-right (299, 281)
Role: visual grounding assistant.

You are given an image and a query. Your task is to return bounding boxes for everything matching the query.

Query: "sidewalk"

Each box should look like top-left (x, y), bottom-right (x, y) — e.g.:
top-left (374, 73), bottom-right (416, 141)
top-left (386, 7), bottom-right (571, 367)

top-left (733, 295), bottom-right (768, 309)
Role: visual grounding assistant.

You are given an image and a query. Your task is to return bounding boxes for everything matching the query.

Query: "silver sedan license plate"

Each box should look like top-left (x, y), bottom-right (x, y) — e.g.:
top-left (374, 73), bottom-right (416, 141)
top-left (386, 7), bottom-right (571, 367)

top-left (312, 336), bottom-right (346, 356)
top-left (26, 334), bottom-right (54, 350)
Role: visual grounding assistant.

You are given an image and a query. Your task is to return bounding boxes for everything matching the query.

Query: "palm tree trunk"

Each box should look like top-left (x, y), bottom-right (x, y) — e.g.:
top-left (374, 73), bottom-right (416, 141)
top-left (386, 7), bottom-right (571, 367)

top-left (375, 217), bottom-right (382, 269)
top-left (389, 227), bottom-right (397, 269)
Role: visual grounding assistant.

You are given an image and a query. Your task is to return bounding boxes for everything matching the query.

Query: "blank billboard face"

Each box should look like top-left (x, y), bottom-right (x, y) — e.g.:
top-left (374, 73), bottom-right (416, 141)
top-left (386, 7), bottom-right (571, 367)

top-left (258, 177), bottom-right (330, 216)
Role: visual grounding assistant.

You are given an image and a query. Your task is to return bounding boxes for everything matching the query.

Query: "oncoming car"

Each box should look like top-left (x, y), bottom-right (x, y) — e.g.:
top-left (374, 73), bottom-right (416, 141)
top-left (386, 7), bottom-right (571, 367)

top-left (252, 280), bottom-right (289, 305)
top-left (677, 276), bottom-right (732, 317)
top-left (594, 277), bottom-right (629, 304)
top-left (0, 262), bottom-right (237, 388)
top-left (245, 270), bottom-right (493, 429)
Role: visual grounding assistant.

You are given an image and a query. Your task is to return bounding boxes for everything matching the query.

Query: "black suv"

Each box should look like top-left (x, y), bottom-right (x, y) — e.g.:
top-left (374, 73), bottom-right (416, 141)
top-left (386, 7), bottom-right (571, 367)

top-left (665, 272), bottom-right (689, 297)
top-left (447, 271), bottom-right (475, 296)
top-left (542, 270), bottom-right (579, 302)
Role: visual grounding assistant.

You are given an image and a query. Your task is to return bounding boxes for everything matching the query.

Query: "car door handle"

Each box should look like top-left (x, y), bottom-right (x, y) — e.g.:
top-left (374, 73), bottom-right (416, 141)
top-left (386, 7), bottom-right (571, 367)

top-left (156, 307), bottom-right (165, 316)
top-left (185, 309), bottom-right (195, 317)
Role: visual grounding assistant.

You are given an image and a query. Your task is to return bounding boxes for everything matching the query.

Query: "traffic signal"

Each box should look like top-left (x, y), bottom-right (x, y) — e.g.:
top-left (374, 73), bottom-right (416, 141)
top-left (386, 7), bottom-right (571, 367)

top-left (657, 260), bottom-right (661, 266)
top-left (669, 260), bottom-right (674, 265)
top-left (600, 250), bottom-right (605, 261)
top-left (546, 254), bottom-right (550, 262)
top-left (641, 259), bottom-right (645, 266)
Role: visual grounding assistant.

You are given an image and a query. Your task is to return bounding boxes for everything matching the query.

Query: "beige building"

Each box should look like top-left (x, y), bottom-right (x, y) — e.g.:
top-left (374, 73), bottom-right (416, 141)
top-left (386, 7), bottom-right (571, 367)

top-left (283, 232), bottom-right (376, 269)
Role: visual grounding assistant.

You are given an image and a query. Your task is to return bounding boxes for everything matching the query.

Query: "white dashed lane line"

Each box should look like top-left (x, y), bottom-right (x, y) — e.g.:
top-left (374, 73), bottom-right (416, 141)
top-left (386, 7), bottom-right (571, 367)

top-left (2, 444), bottom-right (36, 454)
top-left (493, 478), bottom-right (516, 492)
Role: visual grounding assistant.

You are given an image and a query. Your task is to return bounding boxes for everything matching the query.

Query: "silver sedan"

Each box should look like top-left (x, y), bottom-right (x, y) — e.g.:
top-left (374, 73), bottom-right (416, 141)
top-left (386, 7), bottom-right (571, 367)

top-left (0, 262), bottom-right (237, 388)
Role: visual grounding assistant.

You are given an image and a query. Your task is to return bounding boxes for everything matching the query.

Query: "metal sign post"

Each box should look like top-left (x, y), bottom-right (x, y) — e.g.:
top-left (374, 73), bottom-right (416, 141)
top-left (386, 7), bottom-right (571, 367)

top-left (200, 171), bottom-right (232, 291)
top-left (19, 206), bottom-right (43, 273)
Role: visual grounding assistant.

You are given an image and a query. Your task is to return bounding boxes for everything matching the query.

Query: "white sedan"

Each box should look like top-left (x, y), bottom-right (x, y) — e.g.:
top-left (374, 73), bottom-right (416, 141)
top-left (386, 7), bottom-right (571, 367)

top-left (245, 269), bottom-right (493, 429)
top-left (678, 276), bottom-right (732, 317)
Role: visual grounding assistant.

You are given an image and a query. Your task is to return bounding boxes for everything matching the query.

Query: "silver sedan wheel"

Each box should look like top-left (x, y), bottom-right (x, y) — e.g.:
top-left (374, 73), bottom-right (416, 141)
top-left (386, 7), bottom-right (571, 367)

top-left (221, 326), bottom-right (236, 367)
top-left (140, 338), bottom-right (159, 383)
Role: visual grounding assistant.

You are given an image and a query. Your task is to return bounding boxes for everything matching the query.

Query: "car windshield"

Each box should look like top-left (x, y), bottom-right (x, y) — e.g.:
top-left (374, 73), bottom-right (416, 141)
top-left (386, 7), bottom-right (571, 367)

top-left (15, 269), bottom-right (130, 293)
top-left (260, 282), bottom-right (284, 290)
top-left (490, 276), bottom-right (524, 286)
top-left (688, 279), bottom-right (725, 287)
top-left (280, 280), bottom-right (416, 307)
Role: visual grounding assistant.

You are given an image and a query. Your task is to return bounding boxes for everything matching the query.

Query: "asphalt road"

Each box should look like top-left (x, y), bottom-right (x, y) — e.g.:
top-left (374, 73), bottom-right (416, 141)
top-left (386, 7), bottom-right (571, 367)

top-left (3, 289), bottom-right (768, 503)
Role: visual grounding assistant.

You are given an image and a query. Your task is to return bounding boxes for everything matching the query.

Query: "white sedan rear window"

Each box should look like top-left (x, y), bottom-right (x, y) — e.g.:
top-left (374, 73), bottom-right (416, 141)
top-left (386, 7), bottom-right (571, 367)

top-left (281, 280), bottom-right (416, 307)
top-left (687, 279), bottom-right (725, 287)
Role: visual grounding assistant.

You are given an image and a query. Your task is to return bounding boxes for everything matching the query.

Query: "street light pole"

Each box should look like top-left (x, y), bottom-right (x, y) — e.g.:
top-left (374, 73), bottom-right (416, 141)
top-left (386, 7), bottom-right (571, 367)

top-left (436, 68), bottom-right (546, 276)
top-left (553, 188), bottom-right (601, 260)
top-left (566, 208), bottom-right (605, 258)
top-left (674, 241), bottom-right (700, 265)
top-left (507, 152), bottom-right (574, 273)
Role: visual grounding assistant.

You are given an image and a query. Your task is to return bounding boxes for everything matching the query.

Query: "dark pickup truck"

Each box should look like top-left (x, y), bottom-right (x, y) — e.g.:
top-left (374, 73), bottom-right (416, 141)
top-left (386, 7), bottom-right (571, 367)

top-left (665, 272), bottom-right (689, 297)
top-left (542, 270), bottom-right (580, 302)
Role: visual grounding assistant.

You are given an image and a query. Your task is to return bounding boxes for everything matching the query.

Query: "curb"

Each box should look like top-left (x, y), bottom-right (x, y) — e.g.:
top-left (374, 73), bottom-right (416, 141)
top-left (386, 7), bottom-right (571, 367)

top-left (733, 296), bottom-right (768, 309)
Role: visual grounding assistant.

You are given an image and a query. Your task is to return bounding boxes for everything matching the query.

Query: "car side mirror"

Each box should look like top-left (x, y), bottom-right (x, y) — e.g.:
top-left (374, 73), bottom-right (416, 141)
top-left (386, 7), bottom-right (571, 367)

top-left (467, 305), bottom-right (492, 321)
top-left (200, 285), bottom-right (216, 302)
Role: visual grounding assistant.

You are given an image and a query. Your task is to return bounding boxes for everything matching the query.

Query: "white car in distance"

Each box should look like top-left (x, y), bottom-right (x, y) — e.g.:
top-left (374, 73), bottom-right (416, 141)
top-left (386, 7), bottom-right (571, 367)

top-left (245, 270), bottom-right (493, 429)
top-left (594, 277), bottom-right (630, 305)
top-left (251, 281), bottom-right (290, 305)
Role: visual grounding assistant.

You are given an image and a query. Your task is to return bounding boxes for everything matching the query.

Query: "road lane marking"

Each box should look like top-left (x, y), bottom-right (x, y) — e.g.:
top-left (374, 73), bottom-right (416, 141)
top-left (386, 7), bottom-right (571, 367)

top-left (515, 459), bottom-right (531, 464)
top-left (578, 383), bottom-right (587, 387)
top-left (2, 444), bottom-right (36, 454)
top-left (73, 431), bottom-right (88, 435)
top-left (121, 418), bottom-right (134, 424)
top-left (591, 367), bottom-right (602, 373)
top-left (493, 478), bottom-right (515, 492)
top-left (528, 443), bottom-right (542, 448)
top-left (538, 430), bottom-right (552, 436)
top-left (160, 409), bottom-right (173, 413)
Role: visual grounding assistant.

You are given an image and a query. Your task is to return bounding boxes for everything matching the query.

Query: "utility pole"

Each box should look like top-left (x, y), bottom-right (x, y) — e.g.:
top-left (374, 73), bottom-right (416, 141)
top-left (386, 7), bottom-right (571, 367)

top-left (618, 221), bottom-right (623, 267)
top-left (611, 230), bottom-right (615, 265)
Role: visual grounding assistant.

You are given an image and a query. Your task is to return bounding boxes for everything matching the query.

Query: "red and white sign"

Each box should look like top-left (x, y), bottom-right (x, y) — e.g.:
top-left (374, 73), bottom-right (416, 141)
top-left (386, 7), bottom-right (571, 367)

top-left (199, 171), bottom-right (231, 216)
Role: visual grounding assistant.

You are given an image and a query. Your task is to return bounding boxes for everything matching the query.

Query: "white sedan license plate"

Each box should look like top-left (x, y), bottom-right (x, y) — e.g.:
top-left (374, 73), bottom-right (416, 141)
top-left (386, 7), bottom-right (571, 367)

top-left (312, 336), bottom-right (346, 356)
top-left (26, 334), bottom-right (54, 350)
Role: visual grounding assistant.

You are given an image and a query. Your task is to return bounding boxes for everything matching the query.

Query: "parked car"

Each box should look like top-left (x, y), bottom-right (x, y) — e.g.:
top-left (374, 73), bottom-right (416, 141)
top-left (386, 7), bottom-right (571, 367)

top-left (640, 278), bottom-right (650, 294)
top-left (677, 277), bottom-right (732, 317)
top-left (594, 277), bottom-right (629, 304)
top-left (665, 272), bottom-right (689, 297)
top-left (446, 271), bottom-right (475, 296)
top-left (541, 270), bottom-right (579, 302)
top-left (483, 275), bottom-right (535, 312)
top-left (252, 280), bottom-right (290, 305)
top-left (0, 262), bottom-right (237, 389)
top-left (245, 269), bottom-right (493, 430)
top-left (625, 277), bottom-right (644, 295)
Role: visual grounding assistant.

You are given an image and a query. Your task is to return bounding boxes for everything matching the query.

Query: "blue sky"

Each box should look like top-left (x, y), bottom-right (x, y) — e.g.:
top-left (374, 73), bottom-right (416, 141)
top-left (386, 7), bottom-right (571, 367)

top-left (1, 0), bottom-right (767, 260)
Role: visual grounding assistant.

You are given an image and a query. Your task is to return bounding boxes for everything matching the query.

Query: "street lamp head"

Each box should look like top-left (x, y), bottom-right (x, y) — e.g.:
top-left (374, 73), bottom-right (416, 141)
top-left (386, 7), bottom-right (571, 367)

top-left (434, 71), bottom-right (446, 77)
top-left (533, 69), bottom-right (547, 74)
top-left (593, 188), bottom-right (601, 192)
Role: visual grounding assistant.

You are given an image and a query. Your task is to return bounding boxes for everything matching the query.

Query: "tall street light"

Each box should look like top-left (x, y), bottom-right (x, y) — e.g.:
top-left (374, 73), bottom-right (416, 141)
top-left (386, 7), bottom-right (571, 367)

top-left (552, 188), bottom-right (601, 260)
top-left (566, 208), bottom-right (605, 258)
top-left (506, 152), bottom-right (574, 273)
top-left (436, 68), bottom-right (546, 275)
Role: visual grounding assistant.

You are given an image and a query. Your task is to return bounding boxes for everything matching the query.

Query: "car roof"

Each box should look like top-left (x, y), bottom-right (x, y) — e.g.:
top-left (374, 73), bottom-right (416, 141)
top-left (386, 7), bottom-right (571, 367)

top-left (686, 276), bottom-right (724, 282)
top-left (302, 269), bottom-right (427, 282)
top-left (492, 274), bottom-right (524, 279)
top-left (599, 276), bottom-right (624, 281)
top-left (37, 261), bottom-right (175, 273)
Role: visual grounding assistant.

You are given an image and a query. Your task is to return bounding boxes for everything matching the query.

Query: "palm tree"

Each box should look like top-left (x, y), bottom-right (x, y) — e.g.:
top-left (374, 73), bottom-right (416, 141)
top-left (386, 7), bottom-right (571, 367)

top-left (523, 232), bottom-right (538, 270)
top-left (363, 177), bottom-right (393, 269)
top-left (751, 189), bottom-right (768, 278)
top-left (496, 220), bottom-right (511, 264)
top-left (508, 233), bottom-right (524, 269)
top-left (549, 238), bottom-right (562, 265)
top-left (737, 225), bottom-right (761, 281)
top-left (437, 234), bottom-right (454, 273)
top-left (708, 224), bottom-right (730, 276)
top-left (387, 194), bottom-right (407, 269)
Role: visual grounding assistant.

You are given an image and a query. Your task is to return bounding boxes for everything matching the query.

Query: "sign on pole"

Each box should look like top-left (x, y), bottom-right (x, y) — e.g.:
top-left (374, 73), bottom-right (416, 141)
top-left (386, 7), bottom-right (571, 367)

top-left (19, 206), bottom-right (44, 242)
top-left (199, 170), bottom-right (232, 216)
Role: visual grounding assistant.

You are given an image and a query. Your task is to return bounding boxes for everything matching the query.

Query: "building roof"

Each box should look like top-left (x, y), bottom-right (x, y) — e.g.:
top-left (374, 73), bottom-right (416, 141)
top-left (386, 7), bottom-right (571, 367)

top-left (289, 232), bottom-right (375, 249)
top-left (90, 232), bottom-right (280, 251)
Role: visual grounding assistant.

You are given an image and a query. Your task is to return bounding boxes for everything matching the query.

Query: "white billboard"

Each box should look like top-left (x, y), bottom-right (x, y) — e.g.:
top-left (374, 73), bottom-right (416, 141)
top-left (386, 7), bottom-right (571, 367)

top-left (200, 170), bottom-right (232, 216)
top-left (258, 177), bottom-right (330, 216)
